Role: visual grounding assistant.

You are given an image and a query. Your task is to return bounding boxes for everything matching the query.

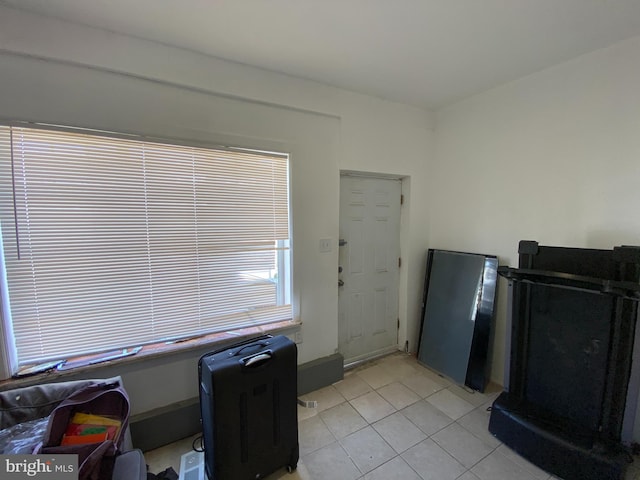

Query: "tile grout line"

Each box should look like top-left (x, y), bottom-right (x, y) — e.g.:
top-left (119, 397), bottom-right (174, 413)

top-left (301, 353), bottom-right (507, 479)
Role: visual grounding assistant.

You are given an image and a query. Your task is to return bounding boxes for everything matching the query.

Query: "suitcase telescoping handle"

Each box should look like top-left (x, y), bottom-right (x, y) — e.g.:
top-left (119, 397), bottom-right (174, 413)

top-left (234, 341), bottom-right (270, 357)
top-left (243, 351), bottom-right (272, 368)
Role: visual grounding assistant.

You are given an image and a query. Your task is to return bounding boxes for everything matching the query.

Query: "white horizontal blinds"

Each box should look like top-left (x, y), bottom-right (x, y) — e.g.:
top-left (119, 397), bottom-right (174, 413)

top-left (1, 125), bottom-right (291, 365)
top-left (142, 141), bottom-right (291, 340)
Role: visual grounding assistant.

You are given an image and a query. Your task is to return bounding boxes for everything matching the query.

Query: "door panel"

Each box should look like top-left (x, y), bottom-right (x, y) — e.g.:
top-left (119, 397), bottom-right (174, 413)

top-left (338, 176), bottom-right (401, 364)
top-left (348, 293), bottom-right (364, 341)
top-left (373, 288), bottom-right (388, 335)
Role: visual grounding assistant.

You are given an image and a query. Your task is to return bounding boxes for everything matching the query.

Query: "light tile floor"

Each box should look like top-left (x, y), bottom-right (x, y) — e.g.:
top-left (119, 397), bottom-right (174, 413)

top-left (145, 352), bottom-right (640, 480)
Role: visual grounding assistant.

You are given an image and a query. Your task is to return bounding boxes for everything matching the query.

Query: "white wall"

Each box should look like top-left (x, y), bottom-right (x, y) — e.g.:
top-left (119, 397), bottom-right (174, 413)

top-left (337, 92), bottom-right (433, 352)
top-left (432, 36), bottom-right (640, 389)
top-left (0, 7), bottom-right (433, 416)
top-left (2, 2), bottom-right (639, 440)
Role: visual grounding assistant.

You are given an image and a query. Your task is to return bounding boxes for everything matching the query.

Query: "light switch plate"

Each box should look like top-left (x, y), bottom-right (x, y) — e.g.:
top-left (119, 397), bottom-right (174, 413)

top-left (319, 238), bottom-right (332, 253)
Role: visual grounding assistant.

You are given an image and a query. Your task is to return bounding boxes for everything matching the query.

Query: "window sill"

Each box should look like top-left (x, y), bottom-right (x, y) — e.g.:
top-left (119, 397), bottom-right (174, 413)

top-left (0, 319), bottom-right (301, 392)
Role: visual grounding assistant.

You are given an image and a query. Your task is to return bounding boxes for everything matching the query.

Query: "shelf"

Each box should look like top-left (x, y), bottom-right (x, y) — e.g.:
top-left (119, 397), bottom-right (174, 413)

top-left (497, 266), bottom-right (640, 300)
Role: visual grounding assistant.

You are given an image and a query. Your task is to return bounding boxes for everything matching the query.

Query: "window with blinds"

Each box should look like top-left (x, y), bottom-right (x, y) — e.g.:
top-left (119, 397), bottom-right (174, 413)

top-left (0, 124), bottom-right (292, 367)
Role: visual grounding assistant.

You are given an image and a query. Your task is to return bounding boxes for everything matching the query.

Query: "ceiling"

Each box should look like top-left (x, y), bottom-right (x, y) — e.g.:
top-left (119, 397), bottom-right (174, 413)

top-left (3, 0), bottom-right (640, 109)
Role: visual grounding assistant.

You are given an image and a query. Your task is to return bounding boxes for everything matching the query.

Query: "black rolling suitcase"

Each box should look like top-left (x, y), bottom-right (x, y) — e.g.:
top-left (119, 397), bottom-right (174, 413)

top-left (198, 335), bottom-right (299, 480)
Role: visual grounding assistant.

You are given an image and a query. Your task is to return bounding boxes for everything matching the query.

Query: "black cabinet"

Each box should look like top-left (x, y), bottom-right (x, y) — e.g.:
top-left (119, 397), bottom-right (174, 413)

top-left (489, 241), bottom-right (640, 480)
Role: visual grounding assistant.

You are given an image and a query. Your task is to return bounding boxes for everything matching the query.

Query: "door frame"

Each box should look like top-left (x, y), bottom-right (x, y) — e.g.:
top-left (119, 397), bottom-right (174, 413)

top-left (338, 170), bottom-right (409, 367)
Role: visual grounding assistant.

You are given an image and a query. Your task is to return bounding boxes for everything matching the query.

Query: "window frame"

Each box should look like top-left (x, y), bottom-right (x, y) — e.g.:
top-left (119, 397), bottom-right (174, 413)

top-left (0, 122), bottom-right (296, 377)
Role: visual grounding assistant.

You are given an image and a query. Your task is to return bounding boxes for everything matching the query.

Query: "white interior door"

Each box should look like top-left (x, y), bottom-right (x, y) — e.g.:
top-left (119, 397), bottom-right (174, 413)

top-left (338, 175), bottom-right (401, 364)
